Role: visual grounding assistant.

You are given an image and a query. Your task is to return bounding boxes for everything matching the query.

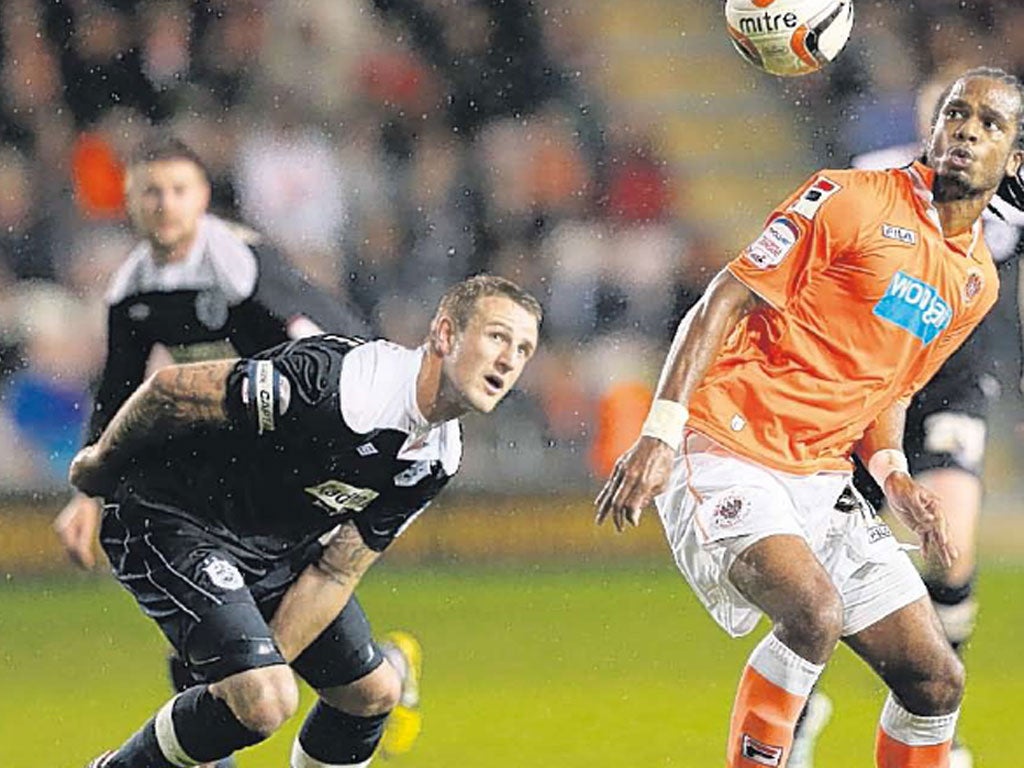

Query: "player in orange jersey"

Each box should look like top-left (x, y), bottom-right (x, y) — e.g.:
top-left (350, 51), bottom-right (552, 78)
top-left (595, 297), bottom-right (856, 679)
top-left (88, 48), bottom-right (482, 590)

top-left (596, 67), bottom-right (1024, 768)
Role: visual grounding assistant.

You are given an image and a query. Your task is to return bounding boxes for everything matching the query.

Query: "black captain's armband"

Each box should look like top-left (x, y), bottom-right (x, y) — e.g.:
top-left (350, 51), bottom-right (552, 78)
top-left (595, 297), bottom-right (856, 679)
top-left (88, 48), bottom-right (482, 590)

top-left (224, 335), bottom-right (355, 437)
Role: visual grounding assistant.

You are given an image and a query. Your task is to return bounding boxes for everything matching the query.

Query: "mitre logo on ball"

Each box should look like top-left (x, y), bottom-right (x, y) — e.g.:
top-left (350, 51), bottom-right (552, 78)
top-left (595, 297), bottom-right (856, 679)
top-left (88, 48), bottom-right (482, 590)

top-left (725, 0), bottom-right (855, 77)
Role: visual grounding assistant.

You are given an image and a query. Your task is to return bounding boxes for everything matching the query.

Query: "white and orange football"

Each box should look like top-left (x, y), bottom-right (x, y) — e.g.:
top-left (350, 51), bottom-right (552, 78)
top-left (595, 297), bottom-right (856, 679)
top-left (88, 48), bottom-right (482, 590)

top-left (725, 0), bottom-right (855, 77)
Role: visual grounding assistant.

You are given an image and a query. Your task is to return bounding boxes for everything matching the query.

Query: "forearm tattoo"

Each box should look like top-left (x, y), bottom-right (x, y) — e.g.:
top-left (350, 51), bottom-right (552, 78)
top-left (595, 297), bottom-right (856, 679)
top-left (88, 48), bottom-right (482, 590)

top-left (315, 522), bottom-right (379, 586)
top-left (97, 360), bottom-right (236, 460)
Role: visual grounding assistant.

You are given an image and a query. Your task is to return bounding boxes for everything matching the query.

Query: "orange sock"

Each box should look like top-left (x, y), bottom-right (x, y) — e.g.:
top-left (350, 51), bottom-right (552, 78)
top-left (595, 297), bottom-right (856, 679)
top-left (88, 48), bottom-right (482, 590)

top-left (876, 694), bottom-right (957, 768)
top-left (727, 634), bottom-right (823, 767)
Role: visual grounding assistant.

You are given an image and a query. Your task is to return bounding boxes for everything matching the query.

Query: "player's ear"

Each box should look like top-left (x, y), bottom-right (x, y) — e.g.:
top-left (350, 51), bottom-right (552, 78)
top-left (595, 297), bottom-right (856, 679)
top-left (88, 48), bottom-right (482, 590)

top-left (1005, 147), bottom-right (1023, 179)
top-left (433, 314), bottom-right (457, 356)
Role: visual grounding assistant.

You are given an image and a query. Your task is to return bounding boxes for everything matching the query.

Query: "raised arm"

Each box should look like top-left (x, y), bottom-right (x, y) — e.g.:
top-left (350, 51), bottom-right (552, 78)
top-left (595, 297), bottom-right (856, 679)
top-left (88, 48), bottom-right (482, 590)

top-left (69, 359), bottom-right (237, 498)
top-left (595, 268), bottom-right (760, 531)
top-left (270, 521), bottom-right (381, 662)
top-left (857, 399), bottom-right (956, 568)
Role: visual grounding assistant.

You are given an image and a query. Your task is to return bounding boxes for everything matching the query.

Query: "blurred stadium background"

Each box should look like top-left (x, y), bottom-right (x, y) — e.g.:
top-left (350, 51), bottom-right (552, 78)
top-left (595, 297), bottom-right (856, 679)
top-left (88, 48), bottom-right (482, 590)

top-left (0, 0), bottom-right (1022, 765)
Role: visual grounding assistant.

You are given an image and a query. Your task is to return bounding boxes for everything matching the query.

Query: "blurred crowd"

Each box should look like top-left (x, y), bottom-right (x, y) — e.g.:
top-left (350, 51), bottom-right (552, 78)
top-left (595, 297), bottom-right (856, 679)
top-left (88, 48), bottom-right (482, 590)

top-left (0, 0), bottom-right (1020, 492)
top-left (786, 0), bottom-right (1024, 163)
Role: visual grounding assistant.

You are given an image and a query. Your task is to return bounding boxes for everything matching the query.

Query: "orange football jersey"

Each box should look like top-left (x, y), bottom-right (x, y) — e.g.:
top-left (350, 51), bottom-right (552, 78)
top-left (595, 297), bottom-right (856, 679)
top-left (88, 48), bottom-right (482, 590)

top-left (687, 162), bottom-right (999, 474)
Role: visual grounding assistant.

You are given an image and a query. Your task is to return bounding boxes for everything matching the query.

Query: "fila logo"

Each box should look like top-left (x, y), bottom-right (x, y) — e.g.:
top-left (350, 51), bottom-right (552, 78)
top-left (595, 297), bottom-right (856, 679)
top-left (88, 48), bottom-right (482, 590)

top-left (356, 442), bottom-right (378, 457)
top-left (788, 176), bottom-right (842, 219)
top-left (867, 522), bottom-right (894, 544)
top-left (741, 734), bottom-right (784, 766)
top-left (881, 224), bottom-right (917, 245)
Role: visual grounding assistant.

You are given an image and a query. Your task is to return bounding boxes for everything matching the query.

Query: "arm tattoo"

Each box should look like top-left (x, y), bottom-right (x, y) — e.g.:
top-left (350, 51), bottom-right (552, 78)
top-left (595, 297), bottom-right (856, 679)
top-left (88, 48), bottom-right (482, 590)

top-left (316, 522), bottom-right (379, 585)
top-left (95, 360), bottom-right (237, 464)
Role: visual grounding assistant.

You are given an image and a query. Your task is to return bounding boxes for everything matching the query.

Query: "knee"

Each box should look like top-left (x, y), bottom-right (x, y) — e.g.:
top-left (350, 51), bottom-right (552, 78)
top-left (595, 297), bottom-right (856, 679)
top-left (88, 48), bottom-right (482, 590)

top-left (894, 647), bottom-right (965, 715)
top-left (322, 662), bottom-right (403, 716)
top-left (218, 666), bottom-right (301, 736)
top-left (776, 590), bottom-right (844, 662)
top-left (920, 650), bottom-right (965, 714)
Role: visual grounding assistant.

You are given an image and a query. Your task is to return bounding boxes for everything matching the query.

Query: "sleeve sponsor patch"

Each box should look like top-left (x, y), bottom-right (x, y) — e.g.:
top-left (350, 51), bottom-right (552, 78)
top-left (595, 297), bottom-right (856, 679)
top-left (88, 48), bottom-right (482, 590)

top-left (743, 216), bottom-right (800, 269)
top-left (787, 175), bottom-right (842, 219)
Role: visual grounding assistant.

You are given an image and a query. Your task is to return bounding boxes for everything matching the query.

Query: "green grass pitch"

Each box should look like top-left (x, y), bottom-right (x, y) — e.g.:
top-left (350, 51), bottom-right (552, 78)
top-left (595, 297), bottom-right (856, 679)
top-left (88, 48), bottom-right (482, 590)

top-left (2, 560), bottom-right (1022, 766)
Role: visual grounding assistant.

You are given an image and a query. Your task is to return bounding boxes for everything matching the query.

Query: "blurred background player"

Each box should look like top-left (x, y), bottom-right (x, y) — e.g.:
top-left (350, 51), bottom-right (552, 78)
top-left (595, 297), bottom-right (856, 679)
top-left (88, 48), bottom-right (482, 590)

top-left (50, 136), bottom-right (420, 765)
top-left (789, 72), bottom-right (1024, 768)
top-left (54, 135), bottom-right (369, 566)
top-left (71, 275), bottom-right (541, 768)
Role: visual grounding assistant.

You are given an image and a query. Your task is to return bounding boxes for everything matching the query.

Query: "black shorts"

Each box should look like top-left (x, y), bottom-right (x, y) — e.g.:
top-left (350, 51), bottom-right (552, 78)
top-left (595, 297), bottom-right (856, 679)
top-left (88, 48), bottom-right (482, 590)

top-left (99, 493), bottom-right (384, 690)
top-left (853, 395), bottom-right (989, 510)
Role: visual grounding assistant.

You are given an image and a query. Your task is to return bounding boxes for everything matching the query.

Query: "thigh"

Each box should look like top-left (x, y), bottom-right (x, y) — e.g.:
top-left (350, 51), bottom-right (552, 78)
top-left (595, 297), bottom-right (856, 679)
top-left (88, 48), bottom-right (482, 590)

top-left (100, 498), bottom-right (285, 683)
top-left (727, 534), bottom-right (839, 622)
top-left (655, 437), bottom-right (849, 638)
top-left (289, 594), bottom-right (385, 691)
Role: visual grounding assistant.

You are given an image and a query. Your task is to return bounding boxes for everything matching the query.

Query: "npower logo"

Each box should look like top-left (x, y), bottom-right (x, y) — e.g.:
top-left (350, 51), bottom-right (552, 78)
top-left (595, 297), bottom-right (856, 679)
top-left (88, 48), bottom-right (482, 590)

top-left (872, 271), bottom-right (951, 345)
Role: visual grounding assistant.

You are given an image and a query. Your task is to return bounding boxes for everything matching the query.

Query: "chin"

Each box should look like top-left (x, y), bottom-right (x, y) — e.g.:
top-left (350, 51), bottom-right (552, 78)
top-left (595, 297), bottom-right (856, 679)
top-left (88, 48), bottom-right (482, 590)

top-left (932, 172), bottom-right (974, 202)
top-left (469, 392), bottom-right (502, 413)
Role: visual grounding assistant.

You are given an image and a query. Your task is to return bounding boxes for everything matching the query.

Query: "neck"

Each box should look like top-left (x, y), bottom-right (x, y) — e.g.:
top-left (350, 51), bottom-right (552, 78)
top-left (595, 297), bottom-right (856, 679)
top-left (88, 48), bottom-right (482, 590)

top-left (416, 347), bottom-right (466, 424)
top-left (932, 181), bottom-right (994, 237)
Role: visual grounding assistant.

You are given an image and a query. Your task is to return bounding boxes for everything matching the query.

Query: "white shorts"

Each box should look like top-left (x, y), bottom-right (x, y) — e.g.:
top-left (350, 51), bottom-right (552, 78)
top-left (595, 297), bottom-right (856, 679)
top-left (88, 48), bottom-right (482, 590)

top-left (655, 433), bottom-right (927, 638)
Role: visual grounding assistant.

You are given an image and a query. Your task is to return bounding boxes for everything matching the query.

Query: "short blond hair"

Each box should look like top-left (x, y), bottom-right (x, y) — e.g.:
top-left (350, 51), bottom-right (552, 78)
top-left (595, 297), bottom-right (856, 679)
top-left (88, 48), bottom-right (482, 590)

top-left (431, 275), bottom-right (543, 336)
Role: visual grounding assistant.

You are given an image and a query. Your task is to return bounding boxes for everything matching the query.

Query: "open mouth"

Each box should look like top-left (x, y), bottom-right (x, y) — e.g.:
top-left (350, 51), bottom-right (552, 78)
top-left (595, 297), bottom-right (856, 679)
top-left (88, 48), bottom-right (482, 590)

top-left (484, 374), bottom-right (504, 393)
top-left (948, 146), bottom-right (974, 167)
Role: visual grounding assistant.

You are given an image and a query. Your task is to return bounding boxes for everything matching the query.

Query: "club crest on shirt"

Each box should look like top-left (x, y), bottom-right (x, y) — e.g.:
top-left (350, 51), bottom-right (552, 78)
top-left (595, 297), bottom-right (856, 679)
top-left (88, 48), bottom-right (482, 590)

top-left (201, 556), bottom-right (245, 591)
top-left (195, 288), bottom-right (229, 330)
top-left (963, 269), bottom-right (984, 304)
top-left (743, 216), bottom-right (799, 270)
top-left (787, 176), bottom-right (842, 220)
top-left (127, 302), bottom-right (151, 321)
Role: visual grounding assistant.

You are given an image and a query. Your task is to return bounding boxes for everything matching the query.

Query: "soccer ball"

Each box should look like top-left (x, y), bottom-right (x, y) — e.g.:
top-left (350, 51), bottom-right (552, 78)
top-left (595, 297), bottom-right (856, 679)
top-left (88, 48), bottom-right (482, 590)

top-left (725, 0), bottom-right (854, 77)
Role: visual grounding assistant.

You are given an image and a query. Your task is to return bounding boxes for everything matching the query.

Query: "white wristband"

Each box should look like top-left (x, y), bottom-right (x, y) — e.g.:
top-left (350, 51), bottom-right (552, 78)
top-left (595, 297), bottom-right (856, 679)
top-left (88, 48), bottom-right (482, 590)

top-left (867, 449), bottom-right (909, 489)
top-left (640, 399), bottom-right (688, 452)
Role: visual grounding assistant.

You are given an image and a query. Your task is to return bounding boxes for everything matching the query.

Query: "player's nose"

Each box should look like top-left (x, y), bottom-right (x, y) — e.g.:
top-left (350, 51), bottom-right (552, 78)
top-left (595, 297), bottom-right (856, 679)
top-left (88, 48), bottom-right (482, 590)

top-left (953, 116), bottom-right (981, 143)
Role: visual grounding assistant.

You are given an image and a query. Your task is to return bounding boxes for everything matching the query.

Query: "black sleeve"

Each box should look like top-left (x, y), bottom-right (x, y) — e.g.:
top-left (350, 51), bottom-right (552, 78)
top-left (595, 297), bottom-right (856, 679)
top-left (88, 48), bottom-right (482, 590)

top-left (86, 304), bottom-right (153, 444)
top-left (224, 336), bottom-right (355, 443)
top-left (227, 245), bottom-right (370, 357)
